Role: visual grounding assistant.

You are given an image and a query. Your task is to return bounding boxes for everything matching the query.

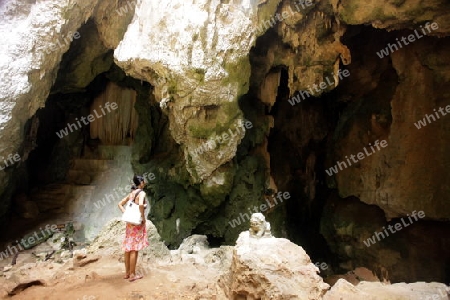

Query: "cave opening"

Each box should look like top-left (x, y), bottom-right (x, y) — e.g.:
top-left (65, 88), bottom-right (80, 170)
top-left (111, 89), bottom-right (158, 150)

top-left (317, 24), bottom-right (450, 282)
top-left (249, 23), bottom-right (409, 276)
top-left (4, 19), bottom-right (158, 244)
top-left (265, 65), bottom-right (346, 271)
top-left (1, 3), bottom-right (449, 288)
top-left (26, 68), bottom-right (142, 186)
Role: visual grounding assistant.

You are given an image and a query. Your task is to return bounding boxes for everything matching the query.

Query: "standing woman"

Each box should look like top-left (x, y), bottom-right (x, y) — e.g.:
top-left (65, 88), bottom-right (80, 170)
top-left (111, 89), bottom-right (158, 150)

top-left (118, 175), bottom-right (149, 282)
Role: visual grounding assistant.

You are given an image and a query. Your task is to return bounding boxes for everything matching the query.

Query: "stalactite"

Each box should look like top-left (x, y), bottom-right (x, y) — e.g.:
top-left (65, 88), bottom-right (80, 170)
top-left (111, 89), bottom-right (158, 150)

top-left (90, 82), bottom-right (138, 145)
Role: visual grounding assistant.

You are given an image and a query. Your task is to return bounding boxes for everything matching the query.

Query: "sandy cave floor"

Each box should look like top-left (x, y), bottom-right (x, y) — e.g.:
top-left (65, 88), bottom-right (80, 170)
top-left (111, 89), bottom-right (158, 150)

top-left (3, 256), bottom-right (221, 300)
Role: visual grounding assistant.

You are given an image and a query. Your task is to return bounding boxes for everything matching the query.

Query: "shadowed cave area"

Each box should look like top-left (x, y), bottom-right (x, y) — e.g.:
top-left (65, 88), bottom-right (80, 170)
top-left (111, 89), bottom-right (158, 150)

top-left (1, 0), bottom-right (450, 298)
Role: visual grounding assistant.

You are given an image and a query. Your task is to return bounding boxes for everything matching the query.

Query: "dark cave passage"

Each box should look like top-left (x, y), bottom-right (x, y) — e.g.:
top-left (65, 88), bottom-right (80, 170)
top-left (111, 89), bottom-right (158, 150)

top-left (244, 23), bottom-right (450, 282)
top-left (265, 66), bottom-right (344, 273)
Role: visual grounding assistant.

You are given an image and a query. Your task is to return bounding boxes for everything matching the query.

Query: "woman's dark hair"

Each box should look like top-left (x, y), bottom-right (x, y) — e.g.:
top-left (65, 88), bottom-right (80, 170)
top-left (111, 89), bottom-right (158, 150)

top-left (131, 175), bottom-right (145, 190)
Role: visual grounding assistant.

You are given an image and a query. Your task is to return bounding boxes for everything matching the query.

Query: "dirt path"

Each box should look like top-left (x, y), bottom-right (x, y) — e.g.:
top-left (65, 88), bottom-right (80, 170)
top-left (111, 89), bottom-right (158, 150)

top-left (4, 257), bottom-right (222, 300)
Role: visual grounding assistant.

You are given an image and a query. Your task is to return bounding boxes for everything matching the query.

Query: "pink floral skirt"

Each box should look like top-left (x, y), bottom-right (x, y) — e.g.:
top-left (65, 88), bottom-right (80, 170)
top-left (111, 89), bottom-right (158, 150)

top-left (122, 223), bottom-right (149, 252)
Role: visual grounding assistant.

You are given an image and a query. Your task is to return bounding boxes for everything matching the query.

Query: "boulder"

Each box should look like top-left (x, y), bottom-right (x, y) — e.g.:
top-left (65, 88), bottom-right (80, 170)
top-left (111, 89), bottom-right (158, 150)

top-left (171, 235), bottom-right (234, 271)
top-left (219, 231), bottom-right (329, 299)
top-left (88, 218), bottom-right (170, 262)
top-left (325, 267), bottom-right (381, 286)
top-left (324, 279), bottom-right (376, 300)
top-left (324, 279), bottom-right (450, 300)
top-left (178, 234), bottom-right (209, 254)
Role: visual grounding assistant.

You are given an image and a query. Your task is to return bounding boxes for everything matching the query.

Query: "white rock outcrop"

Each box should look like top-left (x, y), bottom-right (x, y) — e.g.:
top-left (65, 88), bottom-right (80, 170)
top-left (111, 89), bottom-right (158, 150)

top-left (0, 0), bottom-right (99, 195)
top-left (219, 230), bottom-right (330, 299)
top-left (114, 0), bottom-right (279, 182)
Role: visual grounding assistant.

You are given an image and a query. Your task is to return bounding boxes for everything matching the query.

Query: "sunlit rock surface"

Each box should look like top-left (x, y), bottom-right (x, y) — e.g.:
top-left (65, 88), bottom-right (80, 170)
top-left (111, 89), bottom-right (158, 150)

top-left (114, 0), bottom-right (280, 182)
top-left (324, 279), bottom-right (450, 300)
top-left (219, 230), bottom-right (330, 299)
top-left (0, 0), bottom-right (101, 217)
top-left (332, 0), bottom-right (450, 32)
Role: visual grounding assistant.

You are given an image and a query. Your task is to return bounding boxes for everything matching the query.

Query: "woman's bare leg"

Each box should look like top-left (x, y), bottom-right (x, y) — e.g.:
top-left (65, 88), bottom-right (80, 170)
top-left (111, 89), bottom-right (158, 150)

top-left (124, 251), bottom-right (131, 278)
top-left (130, 251), bottom-right (138, 276)
top-left (129, 251), bottom-right (143, 281)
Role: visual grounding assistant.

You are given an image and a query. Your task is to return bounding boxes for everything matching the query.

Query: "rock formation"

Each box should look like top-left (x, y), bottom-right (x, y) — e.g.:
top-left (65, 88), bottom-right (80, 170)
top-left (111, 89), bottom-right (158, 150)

top-left (0, 0), bottom-right (450, 285)
top-left (0, 210), bottom-right (448, 299)
top-left (88, 218), bottom-right (170, 262)
top-left (324, 279), bottom-right (450, 300)
top-left (115, 0), bottom-right (263, 182)
top-left (219, 224), bottom-right (330, 299)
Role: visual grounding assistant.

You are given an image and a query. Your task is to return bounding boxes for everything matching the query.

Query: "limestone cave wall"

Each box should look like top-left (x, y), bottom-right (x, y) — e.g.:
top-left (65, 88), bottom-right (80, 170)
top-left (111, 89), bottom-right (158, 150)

top-left (0, 0), bottom-right (449, 283)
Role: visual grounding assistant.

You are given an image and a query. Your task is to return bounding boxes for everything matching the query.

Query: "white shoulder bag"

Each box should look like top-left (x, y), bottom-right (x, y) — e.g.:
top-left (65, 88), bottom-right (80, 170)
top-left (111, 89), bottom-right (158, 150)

top-left (121, 190), bottom-right (143, 225)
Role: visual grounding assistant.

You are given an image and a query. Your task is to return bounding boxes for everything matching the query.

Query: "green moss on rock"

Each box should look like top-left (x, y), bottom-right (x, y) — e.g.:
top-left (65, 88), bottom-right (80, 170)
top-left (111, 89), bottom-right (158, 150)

top-left (222, 56), bottom-right (252, 97)
top-left (188, 101), bottom-right (243, 139)
top-left (199, 164), bottom-right (235, 207)
top-left (338, 1), bottom-right (360, 24)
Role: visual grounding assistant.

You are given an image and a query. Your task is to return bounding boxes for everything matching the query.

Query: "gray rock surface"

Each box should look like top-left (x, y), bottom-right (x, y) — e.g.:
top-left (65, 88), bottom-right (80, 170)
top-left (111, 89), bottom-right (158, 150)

top-left (88, 217), bottom-right (170, 263)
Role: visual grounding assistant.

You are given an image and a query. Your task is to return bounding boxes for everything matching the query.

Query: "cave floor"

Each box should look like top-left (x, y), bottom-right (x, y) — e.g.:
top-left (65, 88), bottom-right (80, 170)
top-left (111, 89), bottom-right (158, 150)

top-left (3, 257), bottom-right (221, 300)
